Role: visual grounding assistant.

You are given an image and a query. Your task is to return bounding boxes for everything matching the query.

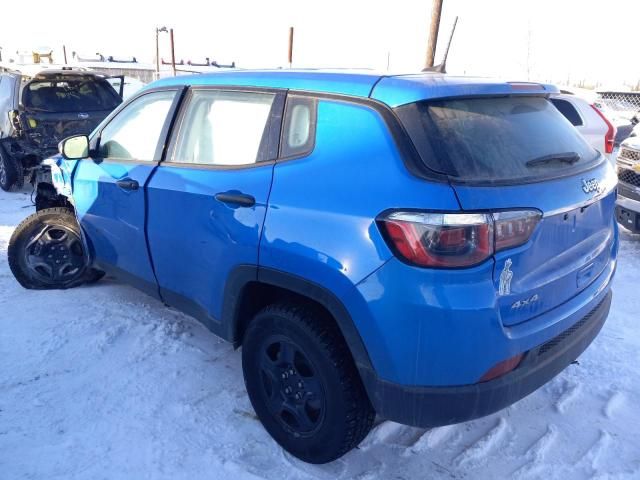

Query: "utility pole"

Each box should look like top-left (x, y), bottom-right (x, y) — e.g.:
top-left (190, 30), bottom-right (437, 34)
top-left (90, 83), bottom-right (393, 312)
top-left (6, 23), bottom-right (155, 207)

top-left (526, 22), bottom-right (532, 81)
top-left (155, 26), bottom-right (168, 79)
top-left (425, 0), bottom-right (444, 69)
top-left (63, 45), bottom-right (68, 64)
top-left (170, 28), bottom-right (177, 76)
top-left (288, 27), bottom-right (294, 68)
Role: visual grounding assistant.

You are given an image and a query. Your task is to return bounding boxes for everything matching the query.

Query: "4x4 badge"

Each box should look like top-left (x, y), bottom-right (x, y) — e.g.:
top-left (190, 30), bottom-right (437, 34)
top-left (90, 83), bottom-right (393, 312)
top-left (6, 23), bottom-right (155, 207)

top-left (499, 258), bottom-right (513, 296)
top-left (582, 178), bottom-right (600, 194)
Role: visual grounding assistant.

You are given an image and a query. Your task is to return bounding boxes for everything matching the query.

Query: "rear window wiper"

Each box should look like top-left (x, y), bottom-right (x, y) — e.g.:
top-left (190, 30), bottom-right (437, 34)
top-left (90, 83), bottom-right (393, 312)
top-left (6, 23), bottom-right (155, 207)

top-left (525, 152), bottom-right (581, 168)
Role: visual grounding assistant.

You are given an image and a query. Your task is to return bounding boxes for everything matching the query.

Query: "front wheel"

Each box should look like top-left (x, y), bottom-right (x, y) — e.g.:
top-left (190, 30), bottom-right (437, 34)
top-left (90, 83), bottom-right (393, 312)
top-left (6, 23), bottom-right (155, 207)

top-left (242, 303), bottom-right (375, 464)
top-left (8, 208), bottom-right (102, 289)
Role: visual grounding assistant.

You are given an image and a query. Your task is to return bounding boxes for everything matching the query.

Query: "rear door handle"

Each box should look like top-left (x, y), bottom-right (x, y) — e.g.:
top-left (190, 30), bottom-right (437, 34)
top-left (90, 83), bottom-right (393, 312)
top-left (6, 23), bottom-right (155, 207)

top-left (116, 178), bottom-right (139, 191)
top-left (214, 192), bottom-right (256, 207)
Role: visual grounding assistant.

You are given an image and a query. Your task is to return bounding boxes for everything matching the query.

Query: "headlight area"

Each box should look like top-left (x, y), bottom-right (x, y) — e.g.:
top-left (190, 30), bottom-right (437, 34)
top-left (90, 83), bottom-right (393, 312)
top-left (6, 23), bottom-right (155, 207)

top-left (34, 159), bottom-right (75, 211)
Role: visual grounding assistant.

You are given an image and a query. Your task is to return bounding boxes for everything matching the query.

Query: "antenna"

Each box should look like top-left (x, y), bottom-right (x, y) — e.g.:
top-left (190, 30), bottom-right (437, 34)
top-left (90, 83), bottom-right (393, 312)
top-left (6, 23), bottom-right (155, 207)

top-left (423, 16), bottom-right (458, 74)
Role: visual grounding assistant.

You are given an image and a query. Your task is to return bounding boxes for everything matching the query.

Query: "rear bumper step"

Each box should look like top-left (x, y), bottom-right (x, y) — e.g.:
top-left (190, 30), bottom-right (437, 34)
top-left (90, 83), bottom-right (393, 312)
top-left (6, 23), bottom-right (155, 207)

top-left (616, 195), bottom-right (640, 233)
top-left (363, 290), bottom-right (612, 428)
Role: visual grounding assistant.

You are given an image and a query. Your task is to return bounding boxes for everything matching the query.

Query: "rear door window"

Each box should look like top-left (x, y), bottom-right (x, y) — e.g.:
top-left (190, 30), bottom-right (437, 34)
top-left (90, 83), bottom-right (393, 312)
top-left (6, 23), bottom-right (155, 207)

top-left (171, 90), bottom-right (276, 166)
top-left (396, 96), bottom-right (600, 184)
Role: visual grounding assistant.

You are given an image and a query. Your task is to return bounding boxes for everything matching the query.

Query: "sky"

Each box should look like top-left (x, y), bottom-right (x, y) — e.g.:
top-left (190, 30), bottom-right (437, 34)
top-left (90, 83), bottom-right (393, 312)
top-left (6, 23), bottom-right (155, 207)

top-left (1, 0), bottom-right (639, 88)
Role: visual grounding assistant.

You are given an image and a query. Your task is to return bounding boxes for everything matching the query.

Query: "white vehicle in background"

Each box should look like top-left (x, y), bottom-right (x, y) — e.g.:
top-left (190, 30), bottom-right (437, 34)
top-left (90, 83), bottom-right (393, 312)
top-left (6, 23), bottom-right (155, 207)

top-left (550, 92), bottom-right (616, 165)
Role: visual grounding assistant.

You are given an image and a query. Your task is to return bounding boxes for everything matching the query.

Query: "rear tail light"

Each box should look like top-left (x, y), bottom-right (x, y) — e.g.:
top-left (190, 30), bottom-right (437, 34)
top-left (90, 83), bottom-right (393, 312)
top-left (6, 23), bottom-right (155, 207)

top-left (493, 210), bottom-right (541, 251)
top-left (379, 210), bottom-right (541, 268)
top-left (591, 105), bottom-right (616, 154)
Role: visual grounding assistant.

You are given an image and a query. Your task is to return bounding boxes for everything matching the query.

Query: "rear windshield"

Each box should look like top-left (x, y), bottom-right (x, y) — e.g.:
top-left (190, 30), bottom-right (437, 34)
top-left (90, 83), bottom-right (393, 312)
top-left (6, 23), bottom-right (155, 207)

top-left (22, 79), bottom-right (121, 113)
top-left (396, 96), bottom-right (601, 184)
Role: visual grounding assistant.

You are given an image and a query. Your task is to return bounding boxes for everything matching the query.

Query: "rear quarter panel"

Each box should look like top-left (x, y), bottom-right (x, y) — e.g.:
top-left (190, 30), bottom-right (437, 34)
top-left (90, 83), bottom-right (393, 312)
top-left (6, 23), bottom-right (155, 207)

top-left (260, 97), bottom-right (460, 332)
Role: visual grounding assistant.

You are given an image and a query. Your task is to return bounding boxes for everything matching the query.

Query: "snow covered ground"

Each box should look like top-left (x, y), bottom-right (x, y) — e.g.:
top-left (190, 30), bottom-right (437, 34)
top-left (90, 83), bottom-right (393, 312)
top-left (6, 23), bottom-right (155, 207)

top-left (1, 187), bottom-right (639, 480)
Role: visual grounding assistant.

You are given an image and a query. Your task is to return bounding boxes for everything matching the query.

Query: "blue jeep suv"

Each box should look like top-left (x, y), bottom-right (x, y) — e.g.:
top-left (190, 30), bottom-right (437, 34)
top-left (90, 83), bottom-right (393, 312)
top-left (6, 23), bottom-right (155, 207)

top-left (7, 70), bottom-right (618, 463)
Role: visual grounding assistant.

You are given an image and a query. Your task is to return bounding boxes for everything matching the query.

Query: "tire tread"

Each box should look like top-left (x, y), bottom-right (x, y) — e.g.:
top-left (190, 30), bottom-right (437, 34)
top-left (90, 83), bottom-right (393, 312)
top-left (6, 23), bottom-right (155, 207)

top-left (249, 301), bottom-right (375, 461)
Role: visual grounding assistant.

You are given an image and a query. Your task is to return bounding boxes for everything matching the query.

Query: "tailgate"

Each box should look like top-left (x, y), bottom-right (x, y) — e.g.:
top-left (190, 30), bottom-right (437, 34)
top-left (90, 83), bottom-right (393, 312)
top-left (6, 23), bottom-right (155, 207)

top-left (453, 162), bottom-right (618, 326)
top-left (394, 93), bottom-right (619, 326)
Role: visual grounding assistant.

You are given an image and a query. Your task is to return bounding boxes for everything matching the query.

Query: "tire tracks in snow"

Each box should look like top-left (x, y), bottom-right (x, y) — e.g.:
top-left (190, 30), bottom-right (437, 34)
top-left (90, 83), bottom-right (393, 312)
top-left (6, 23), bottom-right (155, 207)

top-left (554, 379), bottom-right (582, 414)
top-left (603, 390), bottom-right (625, 419)
top-left (453, 417), bottom-right (509, 467)
top-left (511, 424), bottom-right (558, 477)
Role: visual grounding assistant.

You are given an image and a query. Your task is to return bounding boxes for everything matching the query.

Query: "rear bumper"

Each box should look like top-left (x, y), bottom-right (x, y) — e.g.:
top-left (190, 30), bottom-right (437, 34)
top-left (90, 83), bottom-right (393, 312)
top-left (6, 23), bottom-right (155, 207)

top-left (362, 290), bottom-right (612, 428)
top-left (616, 194), bottom-right (640, 233)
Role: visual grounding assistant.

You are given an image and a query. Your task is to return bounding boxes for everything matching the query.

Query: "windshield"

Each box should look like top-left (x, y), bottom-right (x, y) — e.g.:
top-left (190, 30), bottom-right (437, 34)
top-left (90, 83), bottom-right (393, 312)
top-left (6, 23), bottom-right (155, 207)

top-left (396, 96), bottom-right (601, 184)
top-left (22, 78), bottom-right (121, 113)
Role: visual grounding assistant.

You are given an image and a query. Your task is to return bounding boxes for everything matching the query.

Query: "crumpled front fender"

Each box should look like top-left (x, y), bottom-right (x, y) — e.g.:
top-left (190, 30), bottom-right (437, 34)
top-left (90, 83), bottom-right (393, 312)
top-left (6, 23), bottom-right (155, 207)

top-left (41, 155), bottom-right (75, 203)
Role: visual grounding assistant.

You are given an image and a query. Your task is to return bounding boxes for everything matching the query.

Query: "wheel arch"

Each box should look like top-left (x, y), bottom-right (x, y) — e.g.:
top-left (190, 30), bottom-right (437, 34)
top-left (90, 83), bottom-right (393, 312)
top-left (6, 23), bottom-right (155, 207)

top-left (223, 266), bottom-right (376, 380)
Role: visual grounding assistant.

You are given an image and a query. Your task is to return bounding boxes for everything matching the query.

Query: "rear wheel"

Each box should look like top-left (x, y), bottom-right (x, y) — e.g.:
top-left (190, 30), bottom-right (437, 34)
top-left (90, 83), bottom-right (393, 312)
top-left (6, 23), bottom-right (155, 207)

top-left (8, 208), bottom-right (103, 289)
top-left (242, 302), bottom-right (375, 464)
top-left (0, 145), bottom-right (20, 191)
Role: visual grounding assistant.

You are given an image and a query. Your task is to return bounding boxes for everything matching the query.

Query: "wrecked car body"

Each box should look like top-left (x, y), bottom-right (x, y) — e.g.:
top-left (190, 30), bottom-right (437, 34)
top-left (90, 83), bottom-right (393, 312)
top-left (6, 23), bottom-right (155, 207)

top-left (0, 68), bottom-right (122, 192)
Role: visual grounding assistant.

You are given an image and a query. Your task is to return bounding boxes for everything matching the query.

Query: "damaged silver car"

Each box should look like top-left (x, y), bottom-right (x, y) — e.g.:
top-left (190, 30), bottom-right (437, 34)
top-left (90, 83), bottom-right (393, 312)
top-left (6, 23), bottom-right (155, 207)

top-left (0, 68), bottom-right (122, 194)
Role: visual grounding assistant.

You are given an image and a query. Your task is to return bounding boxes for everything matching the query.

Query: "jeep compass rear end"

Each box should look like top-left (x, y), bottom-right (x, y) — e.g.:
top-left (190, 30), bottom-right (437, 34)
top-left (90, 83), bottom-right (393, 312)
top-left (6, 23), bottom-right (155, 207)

top-left (357, 79), bottom-right (618, 428)
top-left (8, 71), bottom-right (617, 464)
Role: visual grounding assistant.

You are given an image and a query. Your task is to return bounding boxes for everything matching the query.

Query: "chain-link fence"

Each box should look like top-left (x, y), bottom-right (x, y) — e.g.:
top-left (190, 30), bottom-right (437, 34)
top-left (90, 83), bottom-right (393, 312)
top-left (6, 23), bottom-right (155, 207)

top-left (595, 92), bottom-right (640, 121)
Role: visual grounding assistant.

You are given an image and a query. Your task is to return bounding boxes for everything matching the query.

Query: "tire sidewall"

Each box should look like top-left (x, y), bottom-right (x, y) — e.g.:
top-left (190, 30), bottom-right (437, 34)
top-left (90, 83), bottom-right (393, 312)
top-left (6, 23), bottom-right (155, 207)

top-left (242, 309), bottom-right (354, 463)
top-left (8, 209), bottom-right (89, 289)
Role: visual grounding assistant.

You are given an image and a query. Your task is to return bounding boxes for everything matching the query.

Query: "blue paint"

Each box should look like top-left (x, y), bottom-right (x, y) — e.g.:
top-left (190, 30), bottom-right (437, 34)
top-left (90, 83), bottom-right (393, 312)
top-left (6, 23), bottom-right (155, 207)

top-left (47, 69), bottom-right (615, 395)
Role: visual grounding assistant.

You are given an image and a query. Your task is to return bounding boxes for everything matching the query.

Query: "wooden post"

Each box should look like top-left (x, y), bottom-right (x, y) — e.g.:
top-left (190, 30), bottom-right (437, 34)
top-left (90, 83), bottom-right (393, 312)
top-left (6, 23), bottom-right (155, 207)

top-left (288, 27), bottom-right (294, 68)
top-left (155, 28), bottom-right (161, 78)
top-left (425, 0), bottom-right (443, 68)
top-left (170, 28), bottom-right (177, 76)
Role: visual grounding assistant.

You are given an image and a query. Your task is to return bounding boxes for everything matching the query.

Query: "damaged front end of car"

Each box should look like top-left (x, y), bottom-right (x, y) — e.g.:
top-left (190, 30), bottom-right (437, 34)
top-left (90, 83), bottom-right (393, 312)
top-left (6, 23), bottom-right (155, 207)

top-left (0, 69), bottom-right (122, 192)
top-left (34, 154), bottom-right (76, 211)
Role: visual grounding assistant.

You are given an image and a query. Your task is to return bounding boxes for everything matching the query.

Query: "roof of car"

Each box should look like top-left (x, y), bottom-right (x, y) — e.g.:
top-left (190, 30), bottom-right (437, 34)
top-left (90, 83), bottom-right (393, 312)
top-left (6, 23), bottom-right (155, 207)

top-left (31, 69), bottom-right (108, 80)
top-left (149, 69), bottom-right (558, 107)
top-left (0, 65), bottom-right (109, 81)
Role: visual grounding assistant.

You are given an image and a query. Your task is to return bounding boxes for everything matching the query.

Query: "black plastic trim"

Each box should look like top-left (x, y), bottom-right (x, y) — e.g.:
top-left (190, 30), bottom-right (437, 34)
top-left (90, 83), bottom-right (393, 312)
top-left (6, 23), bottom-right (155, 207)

top-left (93, 261), bottom-right (161, 300)
top-left (256, 267), bottom-right (376, 377)
top-left (616, 205), bottom-right (640, 233)
top-left (160, 287), bottom-right (224, 337)
top-left (221, 265), bottom-right (260, 341)
top-left (364, 290), bottom-right (612, 427)
top-left (215, 192), bottom-right (256, 207)
top-left (219, 266), bottom-right (377, 382)
top-left (277, 95), bottom-right (318, 161)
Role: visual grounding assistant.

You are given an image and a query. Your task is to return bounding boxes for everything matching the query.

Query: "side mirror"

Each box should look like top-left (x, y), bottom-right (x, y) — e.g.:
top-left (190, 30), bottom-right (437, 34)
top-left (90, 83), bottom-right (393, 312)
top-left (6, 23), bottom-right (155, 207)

top-left (59, 135), bottom-right (90, 160)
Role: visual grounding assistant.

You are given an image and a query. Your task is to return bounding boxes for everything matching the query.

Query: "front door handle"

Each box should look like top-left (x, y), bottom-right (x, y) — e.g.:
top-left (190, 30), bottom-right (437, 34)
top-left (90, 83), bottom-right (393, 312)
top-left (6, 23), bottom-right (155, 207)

top-left (116, 178), bottom-right (139, 191)
top-left (215, 192), bottom-right (256, 207)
